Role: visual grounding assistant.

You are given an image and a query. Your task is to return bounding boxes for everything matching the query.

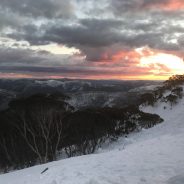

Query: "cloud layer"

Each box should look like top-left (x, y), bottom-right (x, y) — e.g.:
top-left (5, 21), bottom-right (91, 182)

top-left (0, 0), bottom-right (184, 79)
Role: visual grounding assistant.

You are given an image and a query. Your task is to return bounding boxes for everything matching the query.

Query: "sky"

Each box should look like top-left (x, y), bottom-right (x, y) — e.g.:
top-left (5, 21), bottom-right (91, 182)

top-left (0, 0), bottom-right (184, 80)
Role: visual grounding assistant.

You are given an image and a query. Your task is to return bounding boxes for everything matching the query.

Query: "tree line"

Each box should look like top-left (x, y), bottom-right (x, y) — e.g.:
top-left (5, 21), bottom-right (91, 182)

top-left (0, 93), bottom-right (163, 172)
top-left (139, 74), bottom-right (184, 107)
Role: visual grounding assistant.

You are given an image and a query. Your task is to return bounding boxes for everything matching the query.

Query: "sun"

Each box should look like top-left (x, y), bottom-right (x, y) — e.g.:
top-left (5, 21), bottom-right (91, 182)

top-left (140, 53), bottom-right (184, 74)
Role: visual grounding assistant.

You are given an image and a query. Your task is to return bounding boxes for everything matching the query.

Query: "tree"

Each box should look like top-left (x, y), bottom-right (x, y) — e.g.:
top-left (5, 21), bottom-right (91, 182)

top-left (8, 93), bottom-right (72, 163)
top-left (172, 87), bottom-right (183, 98)
top-left (140, 93), bottom-right (156, 106)
top-left (14, 107), bottom-right (64, 163)
top-left (164, 75), bottom-right (184, 88)
top-left (165, 94), bottom-right (178, 108)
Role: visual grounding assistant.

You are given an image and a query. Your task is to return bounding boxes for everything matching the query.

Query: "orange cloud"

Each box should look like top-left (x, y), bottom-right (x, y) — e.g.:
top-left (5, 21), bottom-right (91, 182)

top-left (146, 0), bottom-right (184, 11)
top-left (112, 50), bottom-right (140, 63)
top-left (163, 0), bottom-right (184, 10)
top-left (0, 73), bottom-right (35, 79)
top-left (1, 47), bottom-right (183, 81)
top-left (99, 47), bottom-right (183, 79)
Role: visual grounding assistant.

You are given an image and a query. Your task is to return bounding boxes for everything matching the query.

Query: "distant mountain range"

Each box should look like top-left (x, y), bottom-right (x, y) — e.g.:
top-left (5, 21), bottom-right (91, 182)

top-left (0, 79), bottom-right (162, 110)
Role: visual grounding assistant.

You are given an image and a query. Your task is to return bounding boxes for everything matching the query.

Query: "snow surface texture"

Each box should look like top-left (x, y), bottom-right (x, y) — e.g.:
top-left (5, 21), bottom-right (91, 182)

top-left (1, 90), bottom-right (184, 184)
top-left (129, 84), bottom-right (162, 92)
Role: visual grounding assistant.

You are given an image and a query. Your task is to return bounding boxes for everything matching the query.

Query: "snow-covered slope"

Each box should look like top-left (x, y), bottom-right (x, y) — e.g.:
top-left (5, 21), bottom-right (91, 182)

top-left (1, 90), bottom-right (184, 184)
top-left (129, 84), bottom-right (162, 92)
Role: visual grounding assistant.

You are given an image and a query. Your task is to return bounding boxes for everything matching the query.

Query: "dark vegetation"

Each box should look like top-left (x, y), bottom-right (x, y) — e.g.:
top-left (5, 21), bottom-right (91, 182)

top-left (139, 75), bottom-right (184, 107)
top-left (0, 92), bottom-right (163, 172)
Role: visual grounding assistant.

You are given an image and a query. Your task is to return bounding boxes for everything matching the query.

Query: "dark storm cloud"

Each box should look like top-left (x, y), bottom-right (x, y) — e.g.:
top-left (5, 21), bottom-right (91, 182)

top-left (0, 65), bottom-right (152, 77)
top-left (142, 0), bottom-right (169, 6)
top-left (8, 18), bottom-right (124, 47)
top-left (8, 24), bottom-right (51, 46)
top-left (0, 0), bottom-right (74, 19)
top-left (108, 0), bottom-right (139, 14)
top-left (44, 19), bottom-right (124, 47)
top-left (0, 47), bottom-right (85, 72)
top-left (9, 17), bottom-right (180, 61)
top-left (0, 47), bottom-right (155, 78)
top-left (0, 10), bottom-right (26, 31)
top-left (178, 36), bottom-right (184, 48)
top-left (0, 48), bottom-right (51, 66)
top-left (0, 65), bottom-right (108, 74)
top-left (1, 0), bottom-right (183, 63)
top-left (0, 0), bottom-right (184, 79)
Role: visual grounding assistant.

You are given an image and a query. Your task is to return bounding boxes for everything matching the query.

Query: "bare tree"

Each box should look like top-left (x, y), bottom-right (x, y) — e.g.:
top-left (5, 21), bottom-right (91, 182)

top-left (13, 105), bottom-right (64, 163)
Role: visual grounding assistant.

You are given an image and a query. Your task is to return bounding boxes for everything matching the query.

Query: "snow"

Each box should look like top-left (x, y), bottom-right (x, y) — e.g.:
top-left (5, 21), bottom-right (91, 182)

top-left (35, 80), bottom-right (65, 88)
top-left (35, 80), bottom-right (92, 89)
top-left (129, 84), bottom-right (162, 92)
top-left (1, 89), bottom-right (184, 184)
top-left (67, 92), bottom-right (123, 109)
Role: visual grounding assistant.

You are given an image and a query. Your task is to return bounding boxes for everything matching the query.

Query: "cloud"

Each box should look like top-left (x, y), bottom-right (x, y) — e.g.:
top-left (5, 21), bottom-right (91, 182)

top-left (2, 1), bottom-right (184, 64)
top-left (0, 0), bottom-right (74, 19)
top-left (4, 16), bottom-right (183, 70)
top-left (109, 0), bottom-right (184, 15)
top-left (0, 65), bottom-right (157, 79)
top-left (0, 0), bottom-right (184, 79)
top-left (19, 17), bottom-right (182, 61)
top-left (0, 46), bottom-right (175, 80)
top-left (142, 0), bottom-right (184, 11)
top-left (0, 47), bottom-right (83, 68)
top-left (0, 47), bottom-right (50, 66)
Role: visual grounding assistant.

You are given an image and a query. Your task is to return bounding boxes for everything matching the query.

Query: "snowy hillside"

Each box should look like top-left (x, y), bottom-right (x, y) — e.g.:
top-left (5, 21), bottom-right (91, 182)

top-left (1, 87), bottom-right (184, 184)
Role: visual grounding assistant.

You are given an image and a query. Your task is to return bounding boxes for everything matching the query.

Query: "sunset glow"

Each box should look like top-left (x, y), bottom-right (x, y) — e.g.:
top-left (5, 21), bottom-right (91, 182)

top-left (0, 0), bottom-right (184, 80)
top-left (153, 0), bottom-right (184, 11)
top-left (140, 53), bottom-right (184, 75)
